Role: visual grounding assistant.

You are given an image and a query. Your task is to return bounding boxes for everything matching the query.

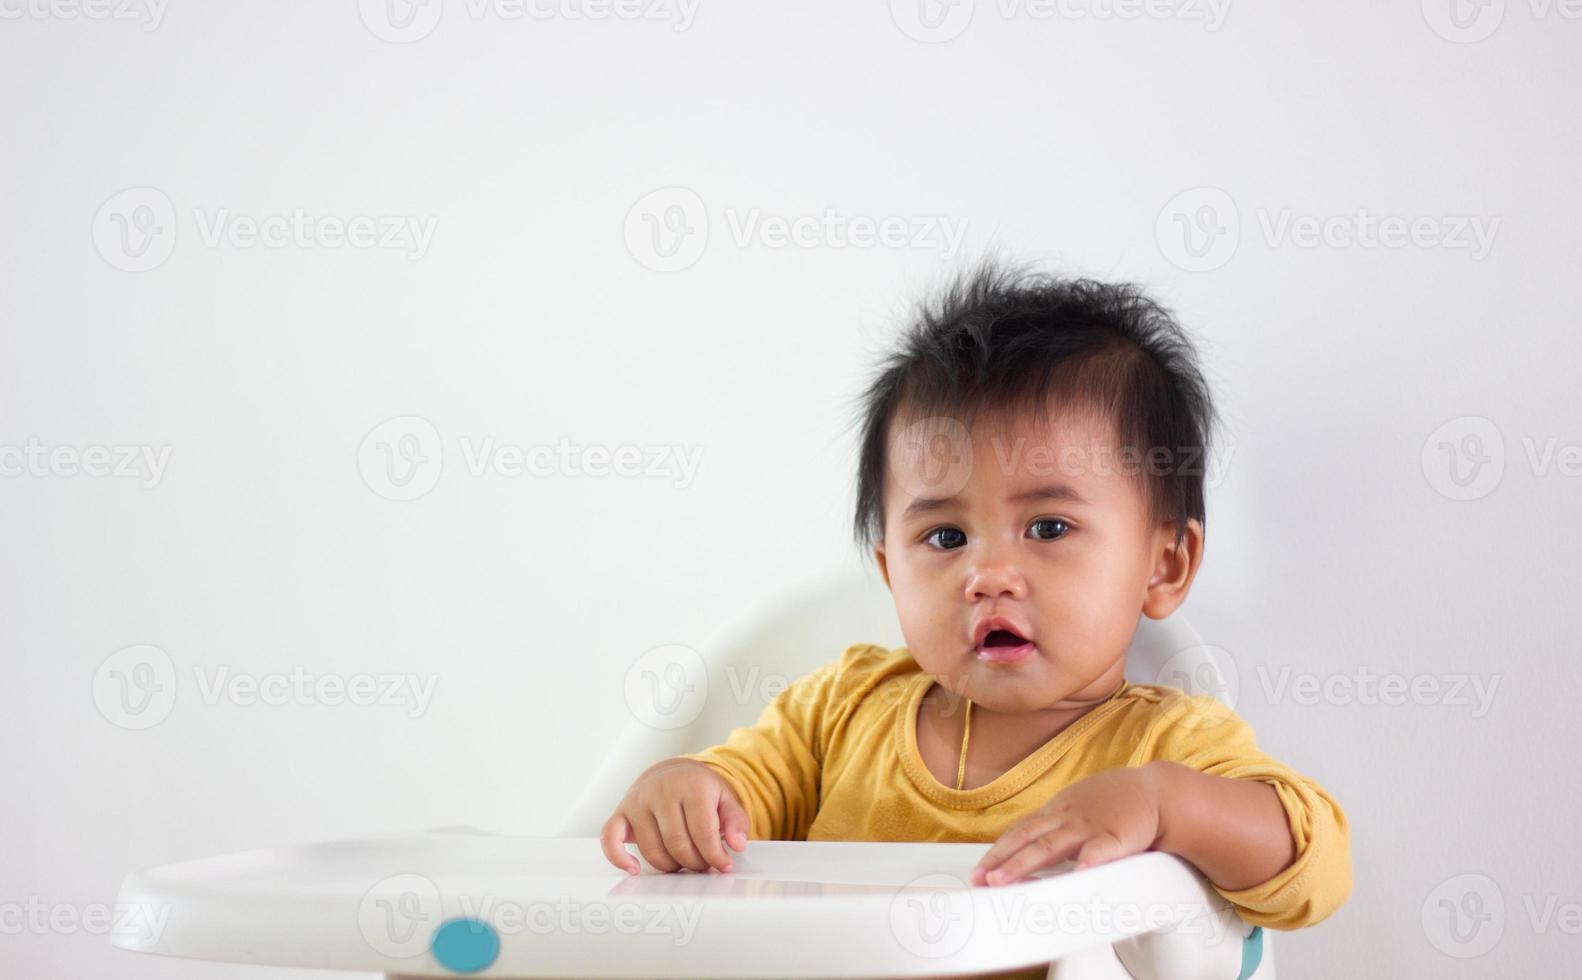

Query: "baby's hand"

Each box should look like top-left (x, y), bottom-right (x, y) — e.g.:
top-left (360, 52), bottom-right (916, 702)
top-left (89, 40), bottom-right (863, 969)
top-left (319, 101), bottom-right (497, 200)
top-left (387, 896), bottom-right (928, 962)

top-left (970, 764), bottom-right (1165, 886)
top-left (600, 758), bottom-right (750, 876)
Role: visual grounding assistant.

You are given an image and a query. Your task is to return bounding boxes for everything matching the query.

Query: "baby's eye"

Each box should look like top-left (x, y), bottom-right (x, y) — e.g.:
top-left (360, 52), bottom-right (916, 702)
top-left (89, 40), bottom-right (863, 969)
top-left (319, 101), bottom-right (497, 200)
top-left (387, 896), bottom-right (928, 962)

top-left (1028, 518), bottom-right (1070, 541)
top-left (924, 526), bottom-right (967, 550)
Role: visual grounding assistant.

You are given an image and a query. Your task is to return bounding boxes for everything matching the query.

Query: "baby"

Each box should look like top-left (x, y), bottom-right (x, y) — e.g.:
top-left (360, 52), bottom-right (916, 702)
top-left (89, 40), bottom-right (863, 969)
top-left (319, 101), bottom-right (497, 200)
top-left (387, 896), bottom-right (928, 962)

top-left (600, 259), bottom-right (1352, 941)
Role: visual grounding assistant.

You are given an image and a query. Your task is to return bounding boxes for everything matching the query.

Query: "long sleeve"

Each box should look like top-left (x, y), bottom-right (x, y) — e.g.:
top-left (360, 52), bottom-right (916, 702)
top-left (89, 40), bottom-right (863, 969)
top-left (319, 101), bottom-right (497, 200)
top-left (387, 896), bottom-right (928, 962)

top-left (674, 653), bottom-right (846, 841)
top-left (1129, 693), bottom-right (1354, 929)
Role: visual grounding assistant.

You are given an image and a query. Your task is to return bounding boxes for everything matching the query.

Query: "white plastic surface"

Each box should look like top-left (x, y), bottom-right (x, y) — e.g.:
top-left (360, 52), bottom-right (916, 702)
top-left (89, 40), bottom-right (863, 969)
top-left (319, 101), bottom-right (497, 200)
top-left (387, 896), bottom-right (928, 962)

top-left (112, 563), bottom-right (1268, 979)
top-left (111, 830), bottom-right (1240, 979)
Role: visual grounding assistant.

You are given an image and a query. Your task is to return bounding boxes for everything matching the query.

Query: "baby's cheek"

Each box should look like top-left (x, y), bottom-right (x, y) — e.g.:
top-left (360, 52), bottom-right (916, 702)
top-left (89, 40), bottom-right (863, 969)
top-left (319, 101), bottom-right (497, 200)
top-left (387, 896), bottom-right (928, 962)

top-left (902, 596), bottom-right (956, 644)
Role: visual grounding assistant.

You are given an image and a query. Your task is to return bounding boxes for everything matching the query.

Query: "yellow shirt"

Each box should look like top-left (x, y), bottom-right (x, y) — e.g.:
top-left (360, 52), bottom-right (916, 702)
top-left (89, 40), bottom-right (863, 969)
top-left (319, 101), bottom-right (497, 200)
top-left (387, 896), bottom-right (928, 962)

top-left (678, 642), bottom-right (1352, 939)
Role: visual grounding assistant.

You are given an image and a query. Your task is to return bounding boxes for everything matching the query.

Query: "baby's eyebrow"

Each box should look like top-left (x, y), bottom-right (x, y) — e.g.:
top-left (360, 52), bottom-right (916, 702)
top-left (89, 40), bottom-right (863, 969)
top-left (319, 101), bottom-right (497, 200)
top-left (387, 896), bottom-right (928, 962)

top-left (900, 482), bottom-right (1092, 521)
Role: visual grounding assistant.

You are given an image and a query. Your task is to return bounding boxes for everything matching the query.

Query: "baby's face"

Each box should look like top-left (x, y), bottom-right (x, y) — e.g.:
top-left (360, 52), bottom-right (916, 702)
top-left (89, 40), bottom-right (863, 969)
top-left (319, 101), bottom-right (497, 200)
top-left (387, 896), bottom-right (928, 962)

top-left (874, 406), bottom-right (1198, 713)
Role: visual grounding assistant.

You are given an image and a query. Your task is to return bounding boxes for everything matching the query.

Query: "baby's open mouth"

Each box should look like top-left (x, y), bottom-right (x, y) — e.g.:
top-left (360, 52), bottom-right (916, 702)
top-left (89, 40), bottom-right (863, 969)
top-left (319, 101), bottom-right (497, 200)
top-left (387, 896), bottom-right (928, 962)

top-left (982, 629), bottom-right (1028, 647)
top-left (975, 626), bottom-right (1037, 664)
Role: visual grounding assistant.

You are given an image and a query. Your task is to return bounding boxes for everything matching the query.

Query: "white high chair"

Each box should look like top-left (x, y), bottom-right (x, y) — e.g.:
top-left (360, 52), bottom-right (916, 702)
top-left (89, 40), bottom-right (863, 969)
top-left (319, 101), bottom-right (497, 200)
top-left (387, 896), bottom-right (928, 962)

top-left (559, 556), bottom-right (1273, 980)
top-left (110, 558), bottom-right (1273, 979)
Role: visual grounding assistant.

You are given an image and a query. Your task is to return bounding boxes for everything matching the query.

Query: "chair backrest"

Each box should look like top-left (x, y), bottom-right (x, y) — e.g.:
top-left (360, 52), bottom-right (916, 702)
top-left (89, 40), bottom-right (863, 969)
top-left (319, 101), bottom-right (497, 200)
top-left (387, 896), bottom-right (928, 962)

top-left (557, 556), bottom-right (1226, 837)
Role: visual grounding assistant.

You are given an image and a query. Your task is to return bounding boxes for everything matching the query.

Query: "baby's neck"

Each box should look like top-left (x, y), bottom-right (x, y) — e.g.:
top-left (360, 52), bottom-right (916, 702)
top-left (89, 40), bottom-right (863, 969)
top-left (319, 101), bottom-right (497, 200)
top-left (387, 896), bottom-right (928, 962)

top-left (920, 667), bottom-right (1129, 775)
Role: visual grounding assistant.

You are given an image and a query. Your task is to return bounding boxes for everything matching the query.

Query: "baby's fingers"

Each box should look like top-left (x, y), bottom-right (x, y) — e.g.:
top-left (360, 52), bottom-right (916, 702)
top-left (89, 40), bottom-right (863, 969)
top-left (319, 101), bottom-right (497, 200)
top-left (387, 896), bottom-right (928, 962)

top-left (971, 814), bottom-right (1060, 884)
top-left (631, 810), bottom-right (683, 873)
top-left (600, 813), bottom-right (640, 875)
top-left (681, 793), bottom-right (734, 873)
top-left (656, 802), bottom-right (711, 872)
top-left (1073, 832), bottom-right (1130, 870)
top-left (979, 825), bottom-right (1087, 886)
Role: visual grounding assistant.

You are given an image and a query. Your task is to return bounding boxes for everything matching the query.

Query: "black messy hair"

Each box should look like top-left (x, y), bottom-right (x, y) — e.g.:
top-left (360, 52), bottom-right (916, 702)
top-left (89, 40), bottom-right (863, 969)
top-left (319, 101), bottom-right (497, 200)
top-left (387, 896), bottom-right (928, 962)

top-left (847, 256), bottom-right (1219, 559)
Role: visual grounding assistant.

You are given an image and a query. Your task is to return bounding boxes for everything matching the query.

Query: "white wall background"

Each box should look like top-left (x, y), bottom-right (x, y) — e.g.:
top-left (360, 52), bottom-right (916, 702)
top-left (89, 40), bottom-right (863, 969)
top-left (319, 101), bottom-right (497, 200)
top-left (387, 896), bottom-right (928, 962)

top-left (3, 1), bottom-right (1579, 977)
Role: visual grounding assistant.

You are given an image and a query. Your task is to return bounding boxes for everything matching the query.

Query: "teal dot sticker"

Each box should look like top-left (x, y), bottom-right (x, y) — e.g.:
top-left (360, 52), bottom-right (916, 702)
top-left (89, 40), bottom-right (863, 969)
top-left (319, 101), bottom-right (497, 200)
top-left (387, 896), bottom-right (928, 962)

top-left (430, 917), bottom-right (500, 974)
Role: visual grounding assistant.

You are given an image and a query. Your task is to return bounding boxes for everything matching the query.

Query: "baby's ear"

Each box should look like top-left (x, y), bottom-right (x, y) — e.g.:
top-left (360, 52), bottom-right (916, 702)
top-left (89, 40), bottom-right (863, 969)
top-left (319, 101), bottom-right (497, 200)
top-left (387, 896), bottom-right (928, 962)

top-left (873, 543), bottom-right (891, 590)
top-left (1142, 519), bottom-right (1203, 619)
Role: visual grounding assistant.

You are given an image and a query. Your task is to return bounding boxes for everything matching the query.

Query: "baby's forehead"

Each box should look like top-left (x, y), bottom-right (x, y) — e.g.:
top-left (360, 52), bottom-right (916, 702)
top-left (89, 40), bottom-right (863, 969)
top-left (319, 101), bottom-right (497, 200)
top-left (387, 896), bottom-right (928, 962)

top-left (889, 403), bottom-right (1124, 468)
top-left (884, 403), bottom-right (1147, 510)
top-left (968, 406), bottom-right (1119, 455)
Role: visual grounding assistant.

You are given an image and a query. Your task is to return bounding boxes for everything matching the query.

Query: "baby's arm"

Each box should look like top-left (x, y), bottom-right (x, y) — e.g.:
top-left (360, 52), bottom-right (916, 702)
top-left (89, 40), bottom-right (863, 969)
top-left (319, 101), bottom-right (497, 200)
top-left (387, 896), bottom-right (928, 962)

top-left (972, 696), bottom-right (1352, 929)
top-left (970, 761), bottom-right (1294, 889)
top-left (1148, 761), bottom-right (1297, 890)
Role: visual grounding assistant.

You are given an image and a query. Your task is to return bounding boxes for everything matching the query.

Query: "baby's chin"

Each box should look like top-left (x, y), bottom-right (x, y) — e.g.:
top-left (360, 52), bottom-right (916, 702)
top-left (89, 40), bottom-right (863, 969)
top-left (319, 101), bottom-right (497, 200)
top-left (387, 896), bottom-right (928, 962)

top-left (968, 681), bottom-right (1081, 713)
top-left (927, 655), bottom-right (1086, 711)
